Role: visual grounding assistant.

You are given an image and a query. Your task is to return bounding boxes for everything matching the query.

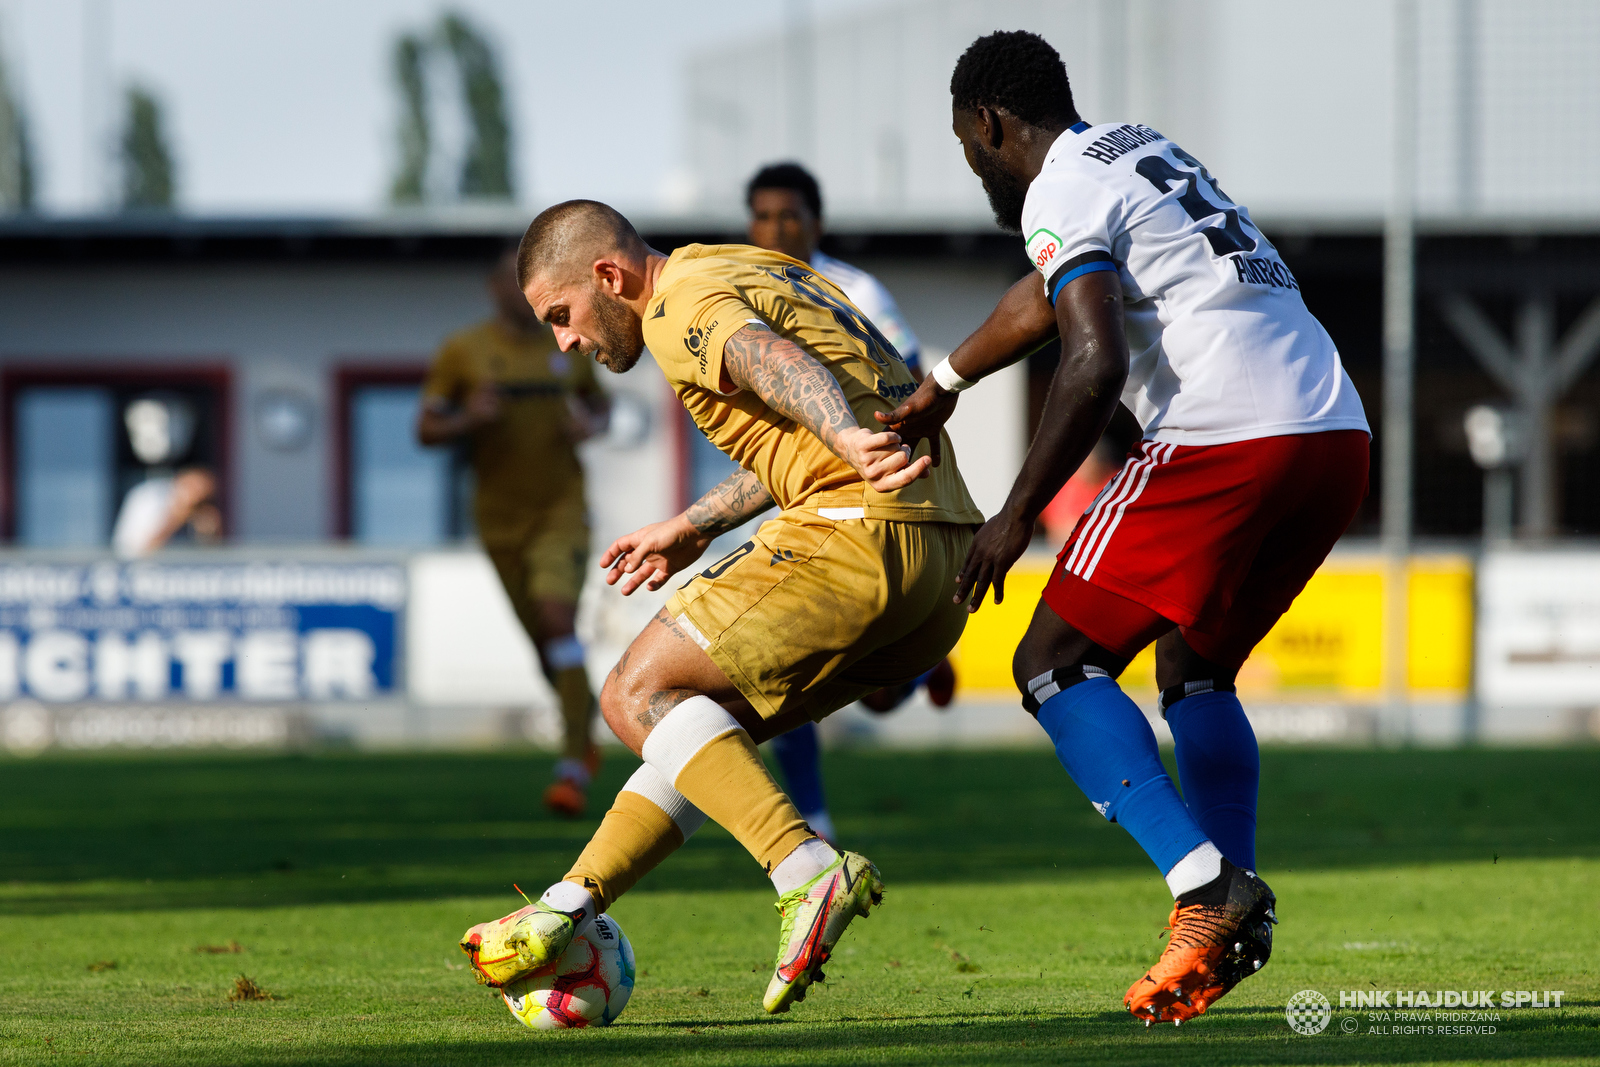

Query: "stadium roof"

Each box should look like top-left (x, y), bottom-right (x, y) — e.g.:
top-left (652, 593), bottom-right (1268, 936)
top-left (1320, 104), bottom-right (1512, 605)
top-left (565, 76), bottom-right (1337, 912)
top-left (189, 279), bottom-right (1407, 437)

top-left (3, 211), bottom-right (1599, 270)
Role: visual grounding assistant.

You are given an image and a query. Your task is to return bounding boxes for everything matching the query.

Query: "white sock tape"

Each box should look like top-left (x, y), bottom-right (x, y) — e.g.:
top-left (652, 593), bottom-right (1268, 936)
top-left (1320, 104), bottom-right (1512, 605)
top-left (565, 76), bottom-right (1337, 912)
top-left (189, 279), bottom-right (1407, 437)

top-left (931, 356), bottom-right (975, 393)
top-left (1164, 840), bottom-right (1224, 898)
top-left (619, 764), bottom-right (708, 840)
top-left (639, 694), bottom-right (742, 787)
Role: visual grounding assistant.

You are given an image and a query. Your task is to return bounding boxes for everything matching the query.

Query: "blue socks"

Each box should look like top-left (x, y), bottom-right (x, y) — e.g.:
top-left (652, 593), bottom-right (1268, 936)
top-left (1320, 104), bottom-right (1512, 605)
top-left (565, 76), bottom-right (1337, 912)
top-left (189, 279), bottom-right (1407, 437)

top-left (768, 722), bottom-right (833, 839)
top-left (1034, 676), bottom-right (1209, 878)
top-left (1165, 689), bottom-right (1259, 870)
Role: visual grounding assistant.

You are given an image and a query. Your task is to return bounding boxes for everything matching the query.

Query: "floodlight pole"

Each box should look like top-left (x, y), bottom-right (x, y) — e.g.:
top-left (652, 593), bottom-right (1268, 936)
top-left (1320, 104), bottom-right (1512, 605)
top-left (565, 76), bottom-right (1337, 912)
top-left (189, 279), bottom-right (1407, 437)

top-left (1382, 0), bottom-right (1418, 743)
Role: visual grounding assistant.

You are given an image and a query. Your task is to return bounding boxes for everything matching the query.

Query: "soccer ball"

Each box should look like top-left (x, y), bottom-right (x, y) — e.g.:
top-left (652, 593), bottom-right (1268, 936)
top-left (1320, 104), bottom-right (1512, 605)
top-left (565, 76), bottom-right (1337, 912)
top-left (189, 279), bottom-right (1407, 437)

top-left (501, 913), bottom-right (636, 1030)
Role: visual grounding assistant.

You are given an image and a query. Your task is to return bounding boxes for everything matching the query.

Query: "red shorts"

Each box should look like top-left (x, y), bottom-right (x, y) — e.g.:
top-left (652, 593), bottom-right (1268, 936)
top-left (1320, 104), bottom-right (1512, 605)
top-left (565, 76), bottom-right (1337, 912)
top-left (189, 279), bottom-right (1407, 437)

top-left (1041, 430), bottom-right (1369, 669)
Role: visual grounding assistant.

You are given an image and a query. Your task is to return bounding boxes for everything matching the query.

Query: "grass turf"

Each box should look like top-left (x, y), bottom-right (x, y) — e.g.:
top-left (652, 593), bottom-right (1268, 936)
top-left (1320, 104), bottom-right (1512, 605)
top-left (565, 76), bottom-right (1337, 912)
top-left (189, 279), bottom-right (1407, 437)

top-left (0, 747), bottom-right (1596, 1065)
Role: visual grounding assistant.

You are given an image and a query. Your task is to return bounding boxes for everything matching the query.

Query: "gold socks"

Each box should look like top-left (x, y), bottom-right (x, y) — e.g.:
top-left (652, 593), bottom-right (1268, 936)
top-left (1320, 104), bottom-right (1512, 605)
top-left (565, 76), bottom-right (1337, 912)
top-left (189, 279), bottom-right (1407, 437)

top-left (670, 728), bottom-right (814, 875)
top-left (563, 764), bottom-right (707, 912)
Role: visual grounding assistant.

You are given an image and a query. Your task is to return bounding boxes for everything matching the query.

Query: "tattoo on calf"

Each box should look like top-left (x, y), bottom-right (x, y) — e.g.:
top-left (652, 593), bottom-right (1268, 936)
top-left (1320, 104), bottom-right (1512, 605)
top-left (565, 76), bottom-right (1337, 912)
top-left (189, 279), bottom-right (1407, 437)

top-left (639, 688), bottom-right (697, 731)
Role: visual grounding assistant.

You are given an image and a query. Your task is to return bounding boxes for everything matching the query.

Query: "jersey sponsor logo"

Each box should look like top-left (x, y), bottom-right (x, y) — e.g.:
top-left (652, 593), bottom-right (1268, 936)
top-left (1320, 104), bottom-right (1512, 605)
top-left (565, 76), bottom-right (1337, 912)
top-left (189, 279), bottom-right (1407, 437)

top-left (875, 379), bottom-right (917, 401)
top-left (498, 381), bottom-right (567, 398)
top-left (1080, 124), bottom-right (1162, 165)
top-left (1026, 227), bottom-right (1061, 269)
top-left (684, 322), bottom-right (717, 375)
top-left (1232, 254), bottom-right (1300, 291)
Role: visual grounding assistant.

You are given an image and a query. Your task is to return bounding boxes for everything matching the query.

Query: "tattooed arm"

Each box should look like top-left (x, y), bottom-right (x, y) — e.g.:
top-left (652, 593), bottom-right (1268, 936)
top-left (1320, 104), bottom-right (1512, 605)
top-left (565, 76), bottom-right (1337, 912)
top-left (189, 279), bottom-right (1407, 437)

top-left (684, 467), bottom-right (774, 537)
top-left (720, 323), bottom-right (932, 492)
top-left (598, 468), bottom-right (774, 596)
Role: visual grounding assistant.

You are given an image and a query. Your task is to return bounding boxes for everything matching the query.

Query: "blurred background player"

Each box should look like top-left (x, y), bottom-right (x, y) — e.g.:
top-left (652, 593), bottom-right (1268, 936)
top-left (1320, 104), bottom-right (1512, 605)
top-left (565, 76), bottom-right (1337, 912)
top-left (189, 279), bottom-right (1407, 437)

top-left (417, 250), bottom-right (611, 817)
top-left (744, 162), bottom-right (956, 841)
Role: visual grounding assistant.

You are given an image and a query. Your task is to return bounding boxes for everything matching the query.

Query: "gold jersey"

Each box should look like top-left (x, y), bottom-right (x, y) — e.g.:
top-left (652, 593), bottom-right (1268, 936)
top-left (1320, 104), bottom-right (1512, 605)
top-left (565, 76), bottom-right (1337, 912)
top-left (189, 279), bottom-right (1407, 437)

top-left (422, 320), bottom-right (600, 547)
top-left (643, 244), bottom-right (983, 525)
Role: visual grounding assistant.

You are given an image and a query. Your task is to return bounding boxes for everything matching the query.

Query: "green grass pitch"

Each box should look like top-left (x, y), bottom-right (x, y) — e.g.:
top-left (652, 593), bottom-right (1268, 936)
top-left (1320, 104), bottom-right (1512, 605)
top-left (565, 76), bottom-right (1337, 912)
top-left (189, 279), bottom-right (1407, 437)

top-left (0, 746), bottom-right (1596, 1065)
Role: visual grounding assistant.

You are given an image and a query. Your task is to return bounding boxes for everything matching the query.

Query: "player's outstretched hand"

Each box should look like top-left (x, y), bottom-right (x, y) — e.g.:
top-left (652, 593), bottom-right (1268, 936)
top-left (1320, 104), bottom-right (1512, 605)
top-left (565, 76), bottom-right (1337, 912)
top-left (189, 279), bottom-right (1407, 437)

top-left (955, 511), bottom-right (1033, 613)
top-left (599, 514), bottom-right (711, 596)
top-left (874, 377), bottom-right (958, 466)
top-left (837, 427), bottom-right (933, 492)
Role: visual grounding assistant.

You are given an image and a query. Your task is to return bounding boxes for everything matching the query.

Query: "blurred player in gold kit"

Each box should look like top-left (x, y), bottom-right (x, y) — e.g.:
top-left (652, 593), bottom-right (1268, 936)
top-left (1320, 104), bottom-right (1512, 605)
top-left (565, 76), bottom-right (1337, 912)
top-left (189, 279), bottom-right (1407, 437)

top-left (459, 200), bottom-right (982, 1014)
top-left (418, 251), bottom-right (611, 817)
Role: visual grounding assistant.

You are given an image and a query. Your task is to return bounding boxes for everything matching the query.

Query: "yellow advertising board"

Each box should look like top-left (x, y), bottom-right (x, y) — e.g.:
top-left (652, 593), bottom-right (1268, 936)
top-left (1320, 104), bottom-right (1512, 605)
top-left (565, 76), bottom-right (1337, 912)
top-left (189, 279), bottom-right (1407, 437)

top-left (949, 553), bottom-right (1473, 702)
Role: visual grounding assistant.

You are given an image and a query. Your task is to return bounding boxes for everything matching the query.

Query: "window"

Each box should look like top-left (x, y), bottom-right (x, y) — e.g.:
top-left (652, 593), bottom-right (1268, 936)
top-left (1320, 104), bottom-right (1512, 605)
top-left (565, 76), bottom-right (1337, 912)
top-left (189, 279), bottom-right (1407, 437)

top-left (2, 367), bottom-right (231, 547)
top-left (16, 388), bottom-right (115, 547)
top-left (334, 366), bottom-right (470, 545)
top-left (351, 385), bottom-right (452, 545)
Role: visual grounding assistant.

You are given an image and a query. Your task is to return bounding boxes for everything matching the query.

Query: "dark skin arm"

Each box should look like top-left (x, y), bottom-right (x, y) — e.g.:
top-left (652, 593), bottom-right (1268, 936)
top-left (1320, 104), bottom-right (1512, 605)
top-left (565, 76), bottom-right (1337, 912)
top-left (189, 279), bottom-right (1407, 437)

top-left (874, 272), bottom-right (1059, 462)
top-left (954, 269), bottom-right (1131, 611)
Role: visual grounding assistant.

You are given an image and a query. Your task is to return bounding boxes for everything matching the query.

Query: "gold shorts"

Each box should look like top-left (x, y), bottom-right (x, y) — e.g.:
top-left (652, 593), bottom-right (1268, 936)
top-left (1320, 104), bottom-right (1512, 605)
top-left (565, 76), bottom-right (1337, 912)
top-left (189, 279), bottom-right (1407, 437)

top-left (664, 510), bottom-right (973, 722)
top-left (485, 500), bottom-right (590, 634)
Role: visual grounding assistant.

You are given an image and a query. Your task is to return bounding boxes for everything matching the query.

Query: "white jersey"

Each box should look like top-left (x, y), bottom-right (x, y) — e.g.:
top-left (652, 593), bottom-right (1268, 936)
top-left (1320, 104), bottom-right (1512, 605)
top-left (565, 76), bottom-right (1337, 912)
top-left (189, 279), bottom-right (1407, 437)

top-left (810, 250), bottom-right (923, 373)
top-left (1022, 121), bottom-right (1369, 445)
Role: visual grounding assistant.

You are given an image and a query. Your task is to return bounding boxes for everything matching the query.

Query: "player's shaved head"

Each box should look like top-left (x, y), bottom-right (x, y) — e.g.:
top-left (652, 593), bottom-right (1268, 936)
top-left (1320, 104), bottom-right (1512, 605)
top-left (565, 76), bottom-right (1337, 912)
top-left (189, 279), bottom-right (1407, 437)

top-left (517, 199), bottom-right (646, 290)
top-left (517, 200), bottom-right (652, 374)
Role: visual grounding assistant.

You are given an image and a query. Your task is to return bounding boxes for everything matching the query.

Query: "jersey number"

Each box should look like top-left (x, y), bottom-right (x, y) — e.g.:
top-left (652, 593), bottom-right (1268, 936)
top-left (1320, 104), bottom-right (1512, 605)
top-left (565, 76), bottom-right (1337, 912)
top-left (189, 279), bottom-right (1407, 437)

top-left (1135, 150), bottom-right (1257, 257)
top-left (773, 265), bottom-right (901, 368)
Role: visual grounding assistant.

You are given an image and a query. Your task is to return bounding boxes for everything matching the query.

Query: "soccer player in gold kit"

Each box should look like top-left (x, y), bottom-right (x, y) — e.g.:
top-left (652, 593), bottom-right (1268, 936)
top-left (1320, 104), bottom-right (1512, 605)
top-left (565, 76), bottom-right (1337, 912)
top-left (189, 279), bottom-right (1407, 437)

top-left (459, 201), bottom-right (982, 1013)
top-left (418, 251), bottom-right (611, 817)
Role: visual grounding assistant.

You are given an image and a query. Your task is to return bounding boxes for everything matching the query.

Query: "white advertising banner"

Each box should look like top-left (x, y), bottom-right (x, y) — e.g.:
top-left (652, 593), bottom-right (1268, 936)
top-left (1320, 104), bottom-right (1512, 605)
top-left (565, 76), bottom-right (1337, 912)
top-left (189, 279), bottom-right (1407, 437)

top-left (1477, 551), bottom-right (1600, 706)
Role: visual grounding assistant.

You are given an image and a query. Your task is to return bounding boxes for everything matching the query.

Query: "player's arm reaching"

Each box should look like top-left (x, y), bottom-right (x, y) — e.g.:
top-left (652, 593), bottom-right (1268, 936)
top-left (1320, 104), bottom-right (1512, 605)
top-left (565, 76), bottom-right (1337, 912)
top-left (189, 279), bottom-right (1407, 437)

top-left (721, 322), bottom-right (931, 488)
top-left (601, 468), bottom-right (775, 595)
top-left (949, 269), bottom-right (1131, 610)
top-left (873, 272), bottom-right (1060, 464)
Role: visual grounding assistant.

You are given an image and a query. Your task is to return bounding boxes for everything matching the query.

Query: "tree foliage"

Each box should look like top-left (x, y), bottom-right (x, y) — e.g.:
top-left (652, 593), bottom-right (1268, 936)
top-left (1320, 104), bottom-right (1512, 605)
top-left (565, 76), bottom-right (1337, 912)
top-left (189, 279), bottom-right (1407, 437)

top-left (0, 36), bottom-right (35, 212)
top-left (387, 11), bottom-right (515, 204)
top-left (389, 34), bottom-right (430, 204)
top-left (440, 13), bottom-right (512, 199)
top-left (121, 86), bottom-right (175, 210)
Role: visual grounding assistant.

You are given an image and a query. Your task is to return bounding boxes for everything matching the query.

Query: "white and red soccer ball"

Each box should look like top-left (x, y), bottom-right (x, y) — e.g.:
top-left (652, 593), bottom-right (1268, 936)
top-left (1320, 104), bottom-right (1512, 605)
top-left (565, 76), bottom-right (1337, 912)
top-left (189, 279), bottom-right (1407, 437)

top-left (501, 913), bottom-right (636, 1030)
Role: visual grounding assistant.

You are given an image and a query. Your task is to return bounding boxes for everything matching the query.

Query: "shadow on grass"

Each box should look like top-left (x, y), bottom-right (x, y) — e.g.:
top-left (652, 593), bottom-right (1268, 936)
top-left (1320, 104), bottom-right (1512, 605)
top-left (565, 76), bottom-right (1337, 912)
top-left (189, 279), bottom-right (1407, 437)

top-left (2, 747), bottom-right (1596, 914)
top-left (155, 1008), bottom-right (1598, 1067)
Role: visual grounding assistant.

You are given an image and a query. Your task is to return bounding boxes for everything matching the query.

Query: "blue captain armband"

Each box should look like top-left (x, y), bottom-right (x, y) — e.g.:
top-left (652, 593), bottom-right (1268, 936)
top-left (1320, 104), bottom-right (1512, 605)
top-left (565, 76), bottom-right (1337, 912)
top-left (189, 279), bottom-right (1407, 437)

top-left (1046, 251), bottom-right (1118, 304)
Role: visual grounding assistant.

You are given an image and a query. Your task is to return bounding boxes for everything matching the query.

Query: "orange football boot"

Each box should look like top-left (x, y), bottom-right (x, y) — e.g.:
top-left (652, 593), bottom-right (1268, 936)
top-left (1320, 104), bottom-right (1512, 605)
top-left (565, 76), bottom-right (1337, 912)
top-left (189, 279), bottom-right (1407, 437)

top-left (1125, 861), bottom-right (1276, 1026)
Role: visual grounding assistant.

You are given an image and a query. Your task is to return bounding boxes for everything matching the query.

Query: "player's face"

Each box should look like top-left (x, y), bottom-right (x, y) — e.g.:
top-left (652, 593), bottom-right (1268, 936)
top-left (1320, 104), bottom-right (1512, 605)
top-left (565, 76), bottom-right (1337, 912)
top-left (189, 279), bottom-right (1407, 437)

top-left (953, 106), bottom-right (1028, 234)
top-left (748, 188), bottom-right (820, 262)
top-left (526, 277), bottom-right (645, 373)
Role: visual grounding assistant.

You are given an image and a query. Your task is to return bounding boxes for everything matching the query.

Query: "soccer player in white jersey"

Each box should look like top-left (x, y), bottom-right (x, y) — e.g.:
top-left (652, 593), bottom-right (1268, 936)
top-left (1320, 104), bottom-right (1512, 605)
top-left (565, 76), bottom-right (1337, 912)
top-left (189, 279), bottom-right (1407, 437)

top-left (882, 31), bottom-right (1371, 1025)
top-left (743, 161), bottom-right (956, 843)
